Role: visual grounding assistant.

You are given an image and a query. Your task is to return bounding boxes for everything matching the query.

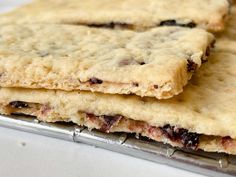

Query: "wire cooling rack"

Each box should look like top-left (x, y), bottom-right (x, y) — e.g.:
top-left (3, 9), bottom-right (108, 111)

top-left (0, 115), bottom-right (235, 177)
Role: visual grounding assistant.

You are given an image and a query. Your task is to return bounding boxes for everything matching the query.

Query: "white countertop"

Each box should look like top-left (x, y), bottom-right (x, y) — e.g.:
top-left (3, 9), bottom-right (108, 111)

top-left (0, 126), bottom-right (205, 177)
top-left (0, 1), bottom-right (205, 177)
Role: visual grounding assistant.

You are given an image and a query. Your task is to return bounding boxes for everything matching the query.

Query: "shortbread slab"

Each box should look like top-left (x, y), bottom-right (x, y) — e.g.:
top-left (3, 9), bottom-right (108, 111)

top-left (0, 0), bottom-right (230, 32)
top-left (0, 51), bottom-right (236, 154)
top-left (1, 104), bottom-right (236, 155)
top-left (0, 24), bottom-right (214, 99)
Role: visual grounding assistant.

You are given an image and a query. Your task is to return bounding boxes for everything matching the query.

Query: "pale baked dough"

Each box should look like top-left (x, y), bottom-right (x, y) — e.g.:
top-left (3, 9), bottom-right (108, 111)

top-left (0, 24), bottom-right (214, 99)
top-left (217, 5), bottom-right (236, 39)
top-left (0, 0), bottom-right (230, 32)
top-left (216, 5), bottom-right (236, 52)
top-left (0, 50), bottom-right (235, 139)
top-left (0, 86), bottom-right (236, 154)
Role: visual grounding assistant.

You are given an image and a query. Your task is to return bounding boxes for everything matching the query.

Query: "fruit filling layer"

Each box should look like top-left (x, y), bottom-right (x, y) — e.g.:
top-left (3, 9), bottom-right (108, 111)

top-left (4, 101), bottom-right (235, 152)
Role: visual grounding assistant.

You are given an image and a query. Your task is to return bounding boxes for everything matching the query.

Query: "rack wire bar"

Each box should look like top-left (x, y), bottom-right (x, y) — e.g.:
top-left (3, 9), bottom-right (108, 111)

top-left (0, 115), bottom-right (235, 177)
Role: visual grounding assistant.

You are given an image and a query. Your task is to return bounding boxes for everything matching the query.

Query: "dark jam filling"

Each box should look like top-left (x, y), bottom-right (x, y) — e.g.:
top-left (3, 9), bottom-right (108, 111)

top-left (87, 22), bottom-right (130, 29)
top-left (9, 101), bottom-right (29, 109)
top-left (159, 20), bottom-right (196, 28)
top-left (101, 115), bottom-right (122, 132)
top-left (187, 59), bottom-right (198, 73)
top-left (160, 124), bottom-right (199, 150)
top-left (88, 77), bottom-right (103, 84)
top-left (87, 113), bottom-right (200, 150)
top-left (7, 101), bottom-right (200, 150)
top-left (87, 20), bottom-right (196, 29)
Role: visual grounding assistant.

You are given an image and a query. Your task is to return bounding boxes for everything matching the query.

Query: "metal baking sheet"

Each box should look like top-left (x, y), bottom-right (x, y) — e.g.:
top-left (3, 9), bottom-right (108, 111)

top-left (0, 114), bottom-right (235, 177)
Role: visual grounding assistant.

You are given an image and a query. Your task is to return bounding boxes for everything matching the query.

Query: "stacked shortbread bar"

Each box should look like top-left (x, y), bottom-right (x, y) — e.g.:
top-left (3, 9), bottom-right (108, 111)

top-left (1, 0), bottom-right (236, 154)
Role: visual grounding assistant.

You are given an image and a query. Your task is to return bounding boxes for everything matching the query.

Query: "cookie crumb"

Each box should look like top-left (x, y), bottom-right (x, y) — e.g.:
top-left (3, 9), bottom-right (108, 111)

top-left (19, 141), bottom-right (26, 147)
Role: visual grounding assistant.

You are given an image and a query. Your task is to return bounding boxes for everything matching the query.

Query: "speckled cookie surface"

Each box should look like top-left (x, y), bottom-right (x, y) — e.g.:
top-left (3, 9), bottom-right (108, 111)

top-left (0, 45), bottom-right (236, 154)
top-left (0, 24), bottom-right (214, 99)
top-left (0, 50), bottom-right (236, 139)
top-left (1, 51), bottom-right (236, 154)
top-left (0, 0), bottom-right (230, 32)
